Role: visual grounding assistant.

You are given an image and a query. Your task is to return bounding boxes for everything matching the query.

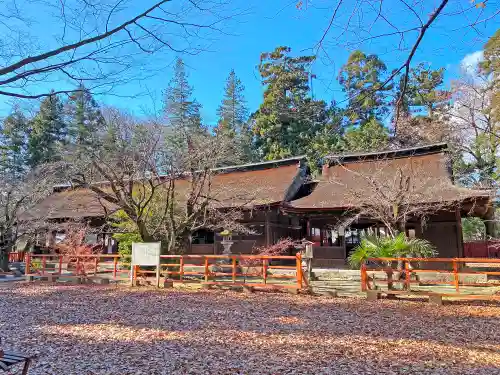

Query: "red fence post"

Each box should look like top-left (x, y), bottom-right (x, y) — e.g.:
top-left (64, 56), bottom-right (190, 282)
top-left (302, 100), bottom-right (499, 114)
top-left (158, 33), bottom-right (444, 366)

top-left (404, 260), bottom-right (411, 291)
top-left (76, 257), bottom-right (81, 276)
top-left (42, 256), bottom-right (47, 275)
top-left (361, 263), bottom-right (367, 292)
top-left (453, 259), bottom-right (459, 293)
top-left (132, 265), bottom-right (138, 286)
top-left (232, 256), bottom-right (237, 283)
top-left (25, 254), bottom-right (31, 275)
top-left (113, 256), bottom-right (118, 279)
top-left (296, 253), bottom-right (303, 289)
top-left (58, 256), bottom-right (63, 275)
top-left (179, 256), bottom-right (184, 282)
top-left (94, 257), bottom-right (99, 276)
top-left (204, 257), bottom-right (209, 282)
top-left (262, 259), bottom-right (267, 284)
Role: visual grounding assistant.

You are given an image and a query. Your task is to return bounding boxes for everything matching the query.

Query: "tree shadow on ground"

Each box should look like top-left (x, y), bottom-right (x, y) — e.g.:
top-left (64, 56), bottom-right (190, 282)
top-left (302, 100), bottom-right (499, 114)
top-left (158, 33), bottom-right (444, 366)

top-left (0, 284), bottom-right (499, 374)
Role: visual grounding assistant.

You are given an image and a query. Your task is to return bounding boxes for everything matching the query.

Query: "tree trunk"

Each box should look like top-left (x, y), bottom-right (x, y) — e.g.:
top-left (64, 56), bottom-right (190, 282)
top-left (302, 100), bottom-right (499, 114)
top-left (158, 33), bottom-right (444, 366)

top-left (484, 206), bottom-right (497, 239)
top-left (136, 220), bottom-right (154, 243)
top-left (396, 221), bottom-right (406, 235)
top-left (0, 250), bottom-right (9, 272)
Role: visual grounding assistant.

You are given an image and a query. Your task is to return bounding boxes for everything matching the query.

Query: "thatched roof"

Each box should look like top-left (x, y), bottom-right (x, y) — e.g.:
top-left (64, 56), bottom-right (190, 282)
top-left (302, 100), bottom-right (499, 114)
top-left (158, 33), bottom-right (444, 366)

top-left (287, 144), bottom-right (492, 211)
top-left (27, 157), bottom-right (306, 220)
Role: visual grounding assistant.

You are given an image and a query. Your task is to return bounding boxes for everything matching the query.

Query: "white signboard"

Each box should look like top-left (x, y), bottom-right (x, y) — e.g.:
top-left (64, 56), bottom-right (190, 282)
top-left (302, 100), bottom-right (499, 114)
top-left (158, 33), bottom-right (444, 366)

top-left (132, 242), bottom-right (161, 266)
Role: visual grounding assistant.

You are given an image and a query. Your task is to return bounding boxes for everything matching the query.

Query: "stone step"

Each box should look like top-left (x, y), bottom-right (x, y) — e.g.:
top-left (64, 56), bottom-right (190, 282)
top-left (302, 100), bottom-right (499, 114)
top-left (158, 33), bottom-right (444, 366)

top-left (314, 276), bottom-right (362, 282)
top-left (311, 281), bottom-right (360, 287)
top-left (310, 286), bottom-right (364, 297)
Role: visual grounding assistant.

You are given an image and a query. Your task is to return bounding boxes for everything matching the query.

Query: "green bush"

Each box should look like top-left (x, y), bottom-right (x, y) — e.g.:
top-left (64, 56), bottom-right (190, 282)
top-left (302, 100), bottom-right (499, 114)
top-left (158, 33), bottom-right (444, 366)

top-left (348, 233), bottom-right (437, 269)
top-left (31, 259), bottom-right (42, 272)
top-left (113, 232), bottom-right (142, 268)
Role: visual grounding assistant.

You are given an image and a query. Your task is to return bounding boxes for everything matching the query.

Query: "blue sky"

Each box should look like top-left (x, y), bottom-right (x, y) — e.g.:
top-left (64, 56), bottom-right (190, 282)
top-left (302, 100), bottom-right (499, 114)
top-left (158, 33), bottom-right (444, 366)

top-left (1, 0), bottom-right (498, 125)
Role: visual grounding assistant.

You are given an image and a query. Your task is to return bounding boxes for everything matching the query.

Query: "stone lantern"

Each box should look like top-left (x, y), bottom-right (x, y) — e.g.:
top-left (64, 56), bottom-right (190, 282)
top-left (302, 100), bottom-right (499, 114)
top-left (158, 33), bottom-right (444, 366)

top-left (219, 229), bottom-right (233, 255)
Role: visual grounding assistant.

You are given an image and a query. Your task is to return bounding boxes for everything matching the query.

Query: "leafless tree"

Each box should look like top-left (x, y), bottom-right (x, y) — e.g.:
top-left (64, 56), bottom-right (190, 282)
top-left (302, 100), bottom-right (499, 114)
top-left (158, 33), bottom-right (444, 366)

top-left (393, 114), bottom-right (453, 148)
top-left (445, 74), bottom-right (499, 188)
top-left (0, 0), bottom-right (240, 99)
top-left (326, 152), bottom-right (490, 237)
top-left (64, 112), bottom-right (255, 253)
top-left (296, 0), bottom-right (499, 130)
top-left (0, 164), bottom-right (61, 270)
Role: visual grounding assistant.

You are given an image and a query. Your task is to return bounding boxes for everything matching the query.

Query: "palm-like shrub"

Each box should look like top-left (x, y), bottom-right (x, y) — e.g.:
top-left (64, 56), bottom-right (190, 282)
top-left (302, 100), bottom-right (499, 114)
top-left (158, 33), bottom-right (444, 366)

top-left (348, 233), bottom-right (437, 269)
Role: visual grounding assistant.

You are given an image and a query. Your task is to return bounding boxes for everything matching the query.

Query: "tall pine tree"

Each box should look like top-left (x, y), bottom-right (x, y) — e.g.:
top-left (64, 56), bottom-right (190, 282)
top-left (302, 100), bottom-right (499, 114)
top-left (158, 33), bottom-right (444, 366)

top-left (164, 58), bottom-right (204, 134)
top-left (339, 51), bottom-right (391, 151)
top-left (479, 29), bottom-right (500, 123)
top-left (216, 70), bottom-right (254, 162)
top-left (0, 107), bottom-right (28, 177)
top-left (404, 63), bottom-right (450, 117)
top-left (339, 50), bottom-right (391, 124)
top-left (216, 70), bottom-right (248, 136)
top-left (67, 84), bottom-right (105, 145)
top-left (27, 93), bottom-right (67, 167)
top-left (252, 46), bottom-right (334, 160)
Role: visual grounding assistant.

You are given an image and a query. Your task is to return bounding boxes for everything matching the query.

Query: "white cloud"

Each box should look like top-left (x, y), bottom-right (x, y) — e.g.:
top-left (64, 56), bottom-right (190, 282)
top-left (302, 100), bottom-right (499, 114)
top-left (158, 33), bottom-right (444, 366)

top-left (460, 50), bottom-right (484, 74)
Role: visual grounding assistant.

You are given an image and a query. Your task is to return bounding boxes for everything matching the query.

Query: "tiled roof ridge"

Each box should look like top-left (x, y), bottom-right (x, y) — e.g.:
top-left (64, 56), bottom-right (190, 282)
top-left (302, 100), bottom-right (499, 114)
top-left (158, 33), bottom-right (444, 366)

top-left (53, 156), bottom-right (306, 190)
top-left (325, 143), bottom-right (448, 164)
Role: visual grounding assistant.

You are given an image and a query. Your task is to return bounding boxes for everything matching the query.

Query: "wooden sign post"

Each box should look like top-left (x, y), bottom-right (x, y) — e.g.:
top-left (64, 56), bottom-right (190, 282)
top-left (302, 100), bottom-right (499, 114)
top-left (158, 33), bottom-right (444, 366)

top-left (131, 242), bottom-right (161, 287)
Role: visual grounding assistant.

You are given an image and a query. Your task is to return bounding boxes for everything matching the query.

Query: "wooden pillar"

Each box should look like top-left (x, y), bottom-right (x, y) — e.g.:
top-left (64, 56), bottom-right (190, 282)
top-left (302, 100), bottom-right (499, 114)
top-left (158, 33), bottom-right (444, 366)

top-left (45, 231), bottom-right (55, 248)
top-left (339, 226), bottom-right (346, 260)
top-left (455, 207), bottom-right (464, 258)
top-left (484, 205), bottom-right (496, 239)
top-left (342, 237), bottom-right (347, 260)
top-left (306, 218), bottom-right (311, 240)
top-left (265, 211), bottom-right (271, 246)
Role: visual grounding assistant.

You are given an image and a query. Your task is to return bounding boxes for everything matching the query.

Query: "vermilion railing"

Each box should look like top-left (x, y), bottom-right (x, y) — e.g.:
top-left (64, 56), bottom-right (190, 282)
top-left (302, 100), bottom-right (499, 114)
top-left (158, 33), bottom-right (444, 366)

top-left (8, 252), bottom-right (26, 263)
top-left (132, 254), bottom-right (304, 290)
top-left (24, 253), bottom-right (305, 291)
top-left (25, 254), bottom-right (126, 280)
top-left (361, 257), bottom-right (500, 300)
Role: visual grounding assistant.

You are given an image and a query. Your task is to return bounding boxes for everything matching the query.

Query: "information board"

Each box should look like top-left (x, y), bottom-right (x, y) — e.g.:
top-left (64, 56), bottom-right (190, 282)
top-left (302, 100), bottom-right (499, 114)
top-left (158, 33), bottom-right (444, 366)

top-left (131, 242), bottom-right (161, 266)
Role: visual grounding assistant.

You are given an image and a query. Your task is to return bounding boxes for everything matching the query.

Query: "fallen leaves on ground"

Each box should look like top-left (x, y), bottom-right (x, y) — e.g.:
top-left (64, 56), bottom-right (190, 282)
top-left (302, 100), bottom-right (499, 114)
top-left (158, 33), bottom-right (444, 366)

top-left (0, 284), bottom-right (499, 374)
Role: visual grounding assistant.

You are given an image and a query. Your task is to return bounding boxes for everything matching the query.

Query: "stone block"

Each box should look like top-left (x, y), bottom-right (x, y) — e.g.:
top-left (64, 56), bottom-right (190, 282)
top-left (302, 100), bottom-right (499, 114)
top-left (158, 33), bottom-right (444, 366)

top-left (366, 290), bottom-right (381, 301)
top-left (93, 278), bottom-right (110, 285)
top-left (429, 295), bottom-right (443, 306)
top-left (242, 285), bottom-right (254, 294)
top-left (325, 290), bottom-right (338, 298)
top-left (25, 275), bottom-right (34, 282)
top-left (163, 280), bottom-right (174, 289)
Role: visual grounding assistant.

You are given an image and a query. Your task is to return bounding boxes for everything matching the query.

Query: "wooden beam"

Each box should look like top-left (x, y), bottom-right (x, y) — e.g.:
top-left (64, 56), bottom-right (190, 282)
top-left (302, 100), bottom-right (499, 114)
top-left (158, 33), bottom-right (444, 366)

top-left (265, 211), bottom-right (271, 247)
top-left (455, 206), bottom-right (464, 258)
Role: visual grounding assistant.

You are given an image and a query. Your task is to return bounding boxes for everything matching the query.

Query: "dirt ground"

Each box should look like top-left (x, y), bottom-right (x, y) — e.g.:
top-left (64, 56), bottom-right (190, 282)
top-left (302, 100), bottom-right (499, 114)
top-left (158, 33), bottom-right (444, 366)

top-left (0, 284), bottom-right (499, 375)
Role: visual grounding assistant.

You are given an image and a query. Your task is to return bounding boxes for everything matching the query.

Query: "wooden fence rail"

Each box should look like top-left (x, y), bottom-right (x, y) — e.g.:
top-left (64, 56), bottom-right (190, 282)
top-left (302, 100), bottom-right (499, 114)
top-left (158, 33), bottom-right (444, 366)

top-left (23, 253), bottom-right (304, 292)
top-left (361, 257), bottom-right (500, 302)
top-left (25, 254), bottom-right (126, 281)
top-left (132, 254), bottom-right (304, 291)
top-left (8, 252), bottom-right (26, 263)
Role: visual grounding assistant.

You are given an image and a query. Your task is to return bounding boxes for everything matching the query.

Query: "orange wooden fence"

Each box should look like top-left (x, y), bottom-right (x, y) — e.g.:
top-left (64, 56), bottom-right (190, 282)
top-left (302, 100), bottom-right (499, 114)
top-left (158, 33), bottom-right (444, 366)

top-left (361, 257), bottom-right (500, 300)
top-left (132, 254), bottom-right (304, 290)
top-left (8, 252), bottom-right (26, 263)
top-left (25, 254), bottom-right (126, 280)
top-left (24, 253), bottom-right (304, 291)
